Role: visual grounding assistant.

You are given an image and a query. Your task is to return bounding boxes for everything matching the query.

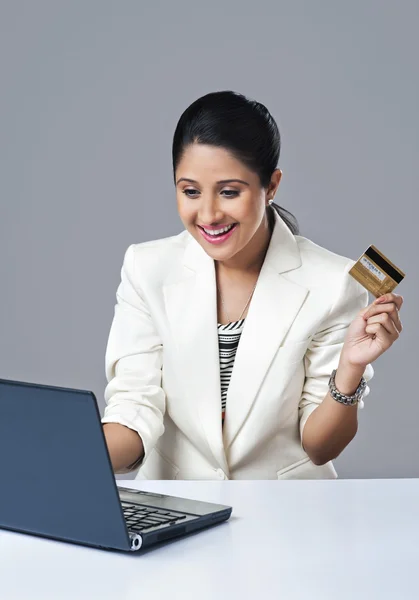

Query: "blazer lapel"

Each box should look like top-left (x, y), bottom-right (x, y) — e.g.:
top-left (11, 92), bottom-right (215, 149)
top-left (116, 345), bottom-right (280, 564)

top-left (221, 213), bottom-right (309, 450)
top-left (163, 237), bottom-right (229, 474)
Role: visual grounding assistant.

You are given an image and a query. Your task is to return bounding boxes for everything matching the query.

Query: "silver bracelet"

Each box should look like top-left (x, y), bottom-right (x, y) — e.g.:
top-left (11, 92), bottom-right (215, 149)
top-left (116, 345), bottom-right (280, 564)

top-left (328, 369), bottom-right (367, 407)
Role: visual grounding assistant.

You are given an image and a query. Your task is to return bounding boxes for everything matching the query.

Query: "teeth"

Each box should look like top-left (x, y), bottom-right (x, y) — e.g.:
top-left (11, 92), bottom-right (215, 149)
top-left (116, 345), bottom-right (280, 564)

top-left (203, 224), bottom-right (234, 236)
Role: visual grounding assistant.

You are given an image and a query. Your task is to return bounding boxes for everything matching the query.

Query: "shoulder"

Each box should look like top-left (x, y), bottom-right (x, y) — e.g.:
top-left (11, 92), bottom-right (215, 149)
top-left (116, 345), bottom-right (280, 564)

top-left (129, 229), bottom-right (189, 259)
top-left (121, 229), bottom-right (190, 285)
top-left (294, 235), bottom-right (367, 311)
top-left (294, 235), bottom-right (356, 284)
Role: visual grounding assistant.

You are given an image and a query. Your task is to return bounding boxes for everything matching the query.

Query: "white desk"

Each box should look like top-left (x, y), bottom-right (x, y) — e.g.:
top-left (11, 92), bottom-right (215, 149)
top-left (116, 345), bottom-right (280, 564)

top-left (0, 479), bottom-right (418, 600)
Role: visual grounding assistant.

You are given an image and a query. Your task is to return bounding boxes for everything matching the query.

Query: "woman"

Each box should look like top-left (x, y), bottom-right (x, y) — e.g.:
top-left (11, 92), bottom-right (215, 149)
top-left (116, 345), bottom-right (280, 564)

top-left (102, 91), bottom-right (403, 480)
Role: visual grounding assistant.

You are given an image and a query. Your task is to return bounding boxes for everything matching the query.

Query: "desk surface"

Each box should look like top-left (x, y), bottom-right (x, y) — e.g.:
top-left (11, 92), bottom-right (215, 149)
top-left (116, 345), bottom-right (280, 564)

top-left (0, 478), bottom-right (418, 600)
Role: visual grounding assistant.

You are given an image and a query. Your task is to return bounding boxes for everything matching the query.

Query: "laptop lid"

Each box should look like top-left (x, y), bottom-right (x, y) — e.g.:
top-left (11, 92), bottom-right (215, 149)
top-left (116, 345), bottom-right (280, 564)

top-left (0, 378), bottom-right (131, 551)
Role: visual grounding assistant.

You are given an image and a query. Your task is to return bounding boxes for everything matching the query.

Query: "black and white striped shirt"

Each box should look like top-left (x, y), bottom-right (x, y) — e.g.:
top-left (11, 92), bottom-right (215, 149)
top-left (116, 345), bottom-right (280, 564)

top-left (217, 318), bottom-right (245, 426)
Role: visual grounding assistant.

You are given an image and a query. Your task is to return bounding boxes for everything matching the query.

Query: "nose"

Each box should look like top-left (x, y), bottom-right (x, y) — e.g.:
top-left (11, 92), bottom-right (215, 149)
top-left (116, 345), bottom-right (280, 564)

top-left (198, 196), bottom-right (224, 225)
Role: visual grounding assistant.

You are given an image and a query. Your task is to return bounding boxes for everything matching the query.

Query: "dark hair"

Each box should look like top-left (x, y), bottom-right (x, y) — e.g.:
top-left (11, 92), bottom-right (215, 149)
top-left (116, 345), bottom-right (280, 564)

top-left (172, 90), bottom-right (299, 235)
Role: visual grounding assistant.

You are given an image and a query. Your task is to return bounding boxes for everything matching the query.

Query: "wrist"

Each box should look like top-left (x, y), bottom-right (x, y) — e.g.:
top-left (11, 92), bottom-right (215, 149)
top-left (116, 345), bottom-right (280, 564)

top-left (335, 360), bottom-right (365, 395)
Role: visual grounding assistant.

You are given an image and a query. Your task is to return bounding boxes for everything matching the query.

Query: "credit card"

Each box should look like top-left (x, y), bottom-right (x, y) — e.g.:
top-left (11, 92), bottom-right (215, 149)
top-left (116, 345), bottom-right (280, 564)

top-left (348, 245), bottom-right (405, 298)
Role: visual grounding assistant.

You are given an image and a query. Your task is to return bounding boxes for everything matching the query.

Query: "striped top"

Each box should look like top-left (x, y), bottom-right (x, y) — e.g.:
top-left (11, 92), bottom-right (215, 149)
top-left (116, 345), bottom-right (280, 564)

top-left (217, 318), bottom-right (246, 426)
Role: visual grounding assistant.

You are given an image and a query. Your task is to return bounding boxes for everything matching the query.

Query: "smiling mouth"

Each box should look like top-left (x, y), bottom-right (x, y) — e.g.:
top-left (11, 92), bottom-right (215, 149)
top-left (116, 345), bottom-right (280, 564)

top-left (198, 223), bottom-right (237, 236)
top-left (196, 223), bottom-right (238, 244)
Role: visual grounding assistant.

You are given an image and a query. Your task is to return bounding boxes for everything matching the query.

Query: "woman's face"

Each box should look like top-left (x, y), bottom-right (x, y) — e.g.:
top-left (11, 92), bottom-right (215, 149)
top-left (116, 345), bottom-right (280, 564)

top-left (176, 143), bottom-right (281, 265)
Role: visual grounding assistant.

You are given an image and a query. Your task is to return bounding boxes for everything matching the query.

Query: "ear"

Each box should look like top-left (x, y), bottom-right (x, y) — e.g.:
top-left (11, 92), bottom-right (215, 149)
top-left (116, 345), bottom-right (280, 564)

top-left (268, 169), bottom-right (282, 197)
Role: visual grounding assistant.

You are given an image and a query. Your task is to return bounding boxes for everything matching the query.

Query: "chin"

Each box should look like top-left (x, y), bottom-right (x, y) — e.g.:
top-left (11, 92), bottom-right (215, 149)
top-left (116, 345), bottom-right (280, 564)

top-left (203, 246), bottom-right (239, 261)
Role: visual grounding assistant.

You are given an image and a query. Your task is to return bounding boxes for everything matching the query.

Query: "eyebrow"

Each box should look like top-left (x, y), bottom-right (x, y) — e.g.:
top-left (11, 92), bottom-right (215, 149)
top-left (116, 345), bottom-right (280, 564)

top-left (176, 177), bottom-right (250, 186)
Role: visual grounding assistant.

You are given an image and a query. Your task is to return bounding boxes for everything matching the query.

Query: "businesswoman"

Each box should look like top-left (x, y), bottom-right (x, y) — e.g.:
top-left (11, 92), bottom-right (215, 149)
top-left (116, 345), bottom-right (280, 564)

top-left (102, 91), bottom-right (403, 480)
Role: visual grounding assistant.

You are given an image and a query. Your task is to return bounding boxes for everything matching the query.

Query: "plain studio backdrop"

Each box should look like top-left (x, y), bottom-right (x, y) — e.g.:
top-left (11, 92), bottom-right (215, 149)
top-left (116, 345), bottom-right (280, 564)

top-left (1, 1), bottom-right (417, 479)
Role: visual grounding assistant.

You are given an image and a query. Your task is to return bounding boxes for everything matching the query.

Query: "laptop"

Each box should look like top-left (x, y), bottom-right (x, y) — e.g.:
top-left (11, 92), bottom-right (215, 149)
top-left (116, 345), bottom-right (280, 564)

top-left (0, 378), bottom-right (232, 552)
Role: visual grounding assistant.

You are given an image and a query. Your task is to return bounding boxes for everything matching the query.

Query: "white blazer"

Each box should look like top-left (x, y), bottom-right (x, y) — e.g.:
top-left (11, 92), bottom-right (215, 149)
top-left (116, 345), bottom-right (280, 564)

top-left (102, 211), bottom-right (373, 480)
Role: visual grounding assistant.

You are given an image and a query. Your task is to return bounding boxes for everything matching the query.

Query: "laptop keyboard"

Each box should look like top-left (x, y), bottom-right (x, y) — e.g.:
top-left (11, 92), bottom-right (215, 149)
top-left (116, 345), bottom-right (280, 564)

top-left (121, 501), bottom-right (188, 532)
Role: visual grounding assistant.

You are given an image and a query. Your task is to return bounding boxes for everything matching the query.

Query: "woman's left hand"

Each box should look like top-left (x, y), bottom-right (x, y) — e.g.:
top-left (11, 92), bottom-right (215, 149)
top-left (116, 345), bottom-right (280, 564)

top-left (340, 292), bottom-right (404, 368)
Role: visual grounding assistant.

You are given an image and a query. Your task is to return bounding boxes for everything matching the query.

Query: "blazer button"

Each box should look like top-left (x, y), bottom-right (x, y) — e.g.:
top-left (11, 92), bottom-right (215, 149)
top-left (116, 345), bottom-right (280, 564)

top-left (216, 468), bottom-right (226, 480)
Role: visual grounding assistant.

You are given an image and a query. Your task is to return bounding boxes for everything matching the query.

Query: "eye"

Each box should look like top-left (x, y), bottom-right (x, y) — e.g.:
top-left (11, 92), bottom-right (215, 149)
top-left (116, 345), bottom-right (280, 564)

top-left (221, 190), bottom-right (239, 198)
top-left (182, 188), bottom-right (199, 198)
top-left (181, 188), bottom-right (240, 198)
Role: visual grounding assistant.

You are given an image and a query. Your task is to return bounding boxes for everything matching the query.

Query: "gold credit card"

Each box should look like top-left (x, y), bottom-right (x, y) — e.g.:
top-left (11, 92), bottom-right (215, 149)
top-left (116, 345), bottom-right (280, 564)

top-left (348, 245), bottom-right (405, 297)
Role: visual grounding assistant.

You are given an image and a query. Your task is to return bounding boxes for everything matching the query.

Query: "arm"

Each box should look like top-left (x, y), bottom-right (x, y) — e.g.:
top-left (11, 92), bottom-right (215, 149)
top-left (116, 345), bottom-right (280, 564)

top-left (299, 261), bottom-right (374, 465)
top-left (103, 423), bottom-right (144, 474)
top-left (302, 285), bottom-right (403, 465)
top-left (101, 244), bottom-right (165, 474)
top-left (301, 361), bottom-right (365, 465)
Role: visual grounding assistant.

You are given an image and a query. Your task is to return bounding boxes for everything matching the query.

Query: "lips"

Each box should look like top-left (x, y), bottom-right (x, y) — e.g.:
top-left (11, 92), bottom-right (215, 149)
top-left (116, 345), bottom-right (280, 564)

top-left (199, 224), bottom-right (235, 235)
top-left (197, 223), bottom-right (238, 245)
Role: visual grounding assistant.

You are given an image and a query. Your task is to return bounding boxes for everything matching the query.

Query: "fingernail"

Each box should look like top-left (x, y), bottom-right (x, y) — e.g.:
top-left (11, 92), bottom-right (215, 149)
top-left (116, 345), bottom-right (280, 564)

top-left (375, 297), bottom-right (385, 303)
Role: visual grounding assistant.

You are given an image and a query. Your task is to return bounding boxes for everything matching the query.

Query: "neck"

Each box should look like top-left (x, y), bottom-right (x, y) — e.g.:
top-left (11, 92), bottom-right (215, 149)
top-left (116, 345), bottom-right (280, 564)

top-left (216, 210), bottom-right (274, 275)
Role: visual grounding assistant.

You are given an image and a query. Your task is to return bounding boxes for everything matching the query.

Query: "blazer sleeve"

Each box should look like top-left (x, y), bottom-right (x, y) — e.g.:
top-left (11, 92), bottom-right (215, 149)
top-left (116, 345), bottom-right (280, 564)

top-left (298, 260), bottom-right (374, 443)
top-left (101, 244), bottom-right (165, 470)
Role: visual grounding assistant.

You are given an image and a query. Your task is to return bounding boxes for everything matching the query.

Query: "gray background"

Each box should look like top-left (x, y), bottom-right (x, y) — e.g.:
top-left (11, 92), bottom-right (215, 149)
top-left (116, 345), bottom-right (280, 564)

top-left (1, 1), bottom-right (417, 479)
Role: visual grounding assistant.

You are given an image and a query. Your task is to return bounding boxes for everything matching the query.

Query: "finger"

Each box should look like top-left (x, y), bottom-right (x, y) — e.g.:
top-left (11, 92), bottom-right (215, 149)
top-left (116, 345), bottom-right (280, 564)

top-left (366, 313), bottom-right (400, 338)
top-left (363, 303), bottom-right (403, 332)
top-left (374, 293), bottom-right (404, 310)
top-left (367, 313), bottom-right (400, 337)
top-left (374, 292), bottom-right (403, 306)
top-left (364, 323), bottom-right (394, 348)
top-left (392, 305), bottom-right (402, 333)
